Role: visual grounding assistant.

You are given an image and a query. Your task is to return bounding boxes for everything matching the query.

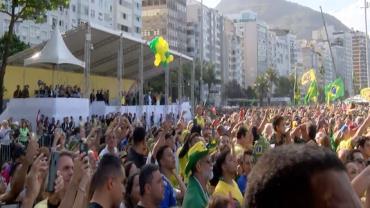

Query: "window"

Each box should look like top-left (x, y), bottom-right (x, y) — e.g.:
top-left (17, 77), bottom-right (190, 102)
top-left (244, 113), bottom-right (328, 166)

top-left (136, 27), bottom-right (140, 33)
top-left (84, 6), bottom-right (88, 15)
top-left (72, 5), bottom-right (76, 12)
top-left (119, 0), bottom-right (123, 5)
top-left (91, 0), bottom-right (94, 3)
top-left (52, 18), bottom-right (57, 29)
top-left (91, 9), bottom-right (95, 18)
top-left (120, 25), bottom-right (129, 32)
top-left (136, 16), bottom-right (140, 22)
top-left (122, 13), bottom-right (126, 19)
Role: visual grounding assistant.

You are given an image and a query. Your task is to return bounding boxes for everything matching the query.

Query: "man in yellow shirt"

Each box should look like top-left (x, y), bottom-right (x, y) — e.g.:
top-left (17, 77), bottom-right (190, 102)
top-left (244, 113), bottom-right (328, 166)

top-left (234, 126), bottom-right (253, 158)
top-left (195, 105), bottom-right (205, 128)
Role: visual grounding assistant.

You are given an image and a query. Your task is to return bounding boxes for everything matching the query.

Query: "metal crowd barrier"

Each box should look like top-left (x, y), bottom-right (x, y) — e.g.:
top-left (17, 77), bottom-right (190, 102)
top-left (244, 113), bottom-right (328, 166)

top-left (0, 144), bottom-right (11, 166)
top-left (0, 134), bottom-right (54, 166)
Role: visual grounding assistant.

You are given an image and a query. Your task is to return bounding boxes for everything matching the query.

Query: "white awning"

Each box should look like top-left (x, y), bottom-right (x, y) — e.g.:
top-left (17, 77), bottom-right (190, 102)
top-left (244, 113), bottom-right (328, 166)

top-left (24, 27), bottom-right (85, 68)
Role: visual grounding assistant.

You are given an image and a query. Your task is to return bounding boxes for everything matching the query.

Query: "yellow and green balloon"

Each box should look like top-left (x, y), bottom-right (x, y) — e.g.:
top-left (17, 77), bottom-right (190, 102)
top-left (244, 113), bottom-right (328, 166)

top-left (148, 36), bottom-right (174, 67)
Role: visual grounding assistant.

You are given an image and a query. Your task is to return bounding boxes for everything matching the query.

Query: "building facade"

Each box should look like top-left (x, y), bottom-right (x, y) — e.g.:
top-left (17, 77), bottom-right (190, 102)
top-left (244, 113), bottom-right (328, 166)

top-left (0, 0), bottom-right (142, 45)
top-left (112, 0), bottom-right (142, 36)
top-left (186, 0), bottom-right (224, 105)
top-left (352, 31), bottom-right (370, 93)
top-left (228, 10), bottom-right (268, 87)
top-left (332, 31), bottom-right (353, 95)
top-left (223, 18), bottom-right (244, 87)
top-left (142, 0), bottom-right (187, 53)
top-left (268, 29), bottom-right (298, 77)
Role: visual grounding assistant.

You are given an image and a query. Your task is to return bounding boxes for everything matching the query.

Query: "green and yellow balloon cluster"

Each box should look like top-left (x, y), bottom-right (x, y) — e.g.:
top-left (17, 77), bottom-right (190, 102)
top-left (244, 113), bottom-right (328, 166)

top-left (148, 36), bottom-right (174, 67)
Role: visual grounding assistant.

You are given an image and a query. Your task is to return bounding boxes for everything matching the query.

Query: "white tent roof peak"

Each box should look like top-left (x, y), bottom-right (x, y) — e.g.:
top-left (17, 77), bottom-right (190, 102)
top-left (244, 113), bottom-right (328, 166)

top-left (24, 27), bottom-right (85, 68)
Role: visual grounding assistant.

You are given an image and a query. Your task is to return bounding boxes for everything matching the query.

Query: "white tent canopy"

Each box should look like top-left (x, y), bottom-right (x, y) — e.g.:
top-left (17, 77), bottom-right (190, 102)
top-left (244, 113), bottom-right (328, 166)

top-left (24, 27), bottom-right (85, 68)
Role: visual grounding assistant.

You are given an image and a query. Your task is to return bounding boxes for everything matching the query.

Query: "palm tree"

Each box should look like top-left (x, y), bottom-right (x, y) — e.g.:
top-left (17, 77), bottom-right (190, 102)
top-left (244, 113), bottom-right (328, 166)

top-left (265, 68), bottom-right (279, 105)
top-left (255, 75), bottom-right (269, 106)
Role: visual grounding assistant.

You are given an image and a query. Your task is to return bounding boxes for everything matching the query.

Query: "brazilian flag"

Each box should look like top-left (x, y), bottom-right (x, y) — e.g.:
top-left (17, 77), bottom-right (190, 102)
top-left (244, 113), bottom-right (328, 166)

top-left (304, 80), bottom-right (318, 104)
top-left (325, 78), bottom-right (345, 103)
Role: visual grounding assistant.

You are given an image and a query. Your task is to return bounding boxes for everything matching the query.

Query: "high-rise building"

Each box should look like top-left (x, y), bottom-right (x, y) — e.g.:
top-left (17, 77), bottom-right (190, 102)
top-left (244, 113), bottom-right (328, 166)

top-left (0, 0), bottom-right (142, 45)
top-left (186, 0), bottom-right (224, 105)
top-left (112, 0), bottom-right (142, 36)
top-left (228, 10), bottom-right (269, 87)
top-left (268, 29), bottom-right (298, 77)
top-left (142, 0), bottom-right (187, 53)
top-left (223, 18), bottom-right (244, 87)
top-left (311, 27), bottom-right (354, 94)
top-left (297, 40), bottom-right (321, 78)
top-left (332, 31), bottom-right (353, 95)
top-left (186, 0), bottom-right (224, 80)
top-left (351, 31), bottom-right (370, 93)
top-left (315, 41), bottom-right (334, 86)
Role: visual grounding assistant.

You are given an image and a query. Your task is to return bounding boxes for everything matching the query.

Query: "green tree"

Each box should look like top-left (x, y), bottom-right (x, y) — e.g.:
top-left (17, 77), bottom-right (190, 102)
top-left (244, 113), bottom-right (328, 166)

top-left (0, 0), bottom-right (69, 111)
top-left (254, 75), bottom-right (268, 106)
top-left (265, 68), bottom-right (278, 105)
top-left (246, 86), bottom-right (257, 99)
top-left (274, 75), bottom-right (295, 99)
top-left (222, 81), bottom-right (246, 99)
top-left (0, 33), bottom-right (29, 58)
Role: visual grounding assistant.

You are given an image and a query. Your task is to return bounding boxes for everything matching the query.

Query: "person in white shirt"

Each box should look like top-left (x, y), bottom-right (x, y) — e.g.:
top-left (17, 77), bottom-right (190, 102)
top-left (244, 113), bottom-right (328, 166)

top-left (0, 120), bottom-right (12, 145)
top-left (99, 130), bottom-right (118, 159)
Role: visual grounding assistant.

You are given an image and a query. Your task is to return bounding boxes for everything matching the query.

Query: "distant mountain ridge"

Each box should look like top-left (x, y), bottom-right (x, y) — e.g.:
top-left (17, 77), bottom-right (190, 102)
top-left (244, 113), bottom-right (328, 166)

top-left (216, 0), bottom-right (350, 39)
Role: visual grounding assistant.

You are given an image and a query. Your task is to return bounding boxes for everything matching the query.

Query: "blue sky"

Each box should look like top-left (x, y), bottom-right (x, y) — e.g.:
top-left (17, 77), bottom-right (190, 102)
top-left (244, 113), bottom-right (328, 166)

top-left (200, 0), bottom-right (366, 32)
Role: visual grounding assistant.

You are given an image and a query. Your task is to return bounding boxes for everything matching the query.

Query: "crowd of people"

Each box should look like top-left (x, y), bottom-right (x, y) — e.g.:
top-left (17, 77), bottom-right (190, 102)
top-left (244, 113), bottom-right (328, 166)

top-left (13, 81), bottom-right (83, 99)
top-left (0, 103), bottom-right (369, 207)
top-left (90, 90), bottom-right (110, 104)
top-left (119, 91), bottom-right (167, 106)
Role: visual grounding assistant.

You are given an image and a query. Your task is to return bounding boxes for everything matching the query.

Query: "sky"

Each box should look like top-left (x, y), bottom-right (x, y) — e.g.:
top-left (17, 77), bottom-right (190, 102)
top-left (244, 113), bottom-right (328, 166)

top-left (199, 0), bottom-right (367, 32)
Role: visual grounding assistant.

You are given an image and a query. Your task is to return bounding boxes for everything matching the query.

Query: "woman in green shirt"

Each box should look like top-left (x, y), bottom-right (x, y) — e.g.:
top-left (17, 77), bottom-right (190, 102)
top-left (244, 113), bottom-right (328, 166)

top-left (19, 121), bottom-right (29, 146)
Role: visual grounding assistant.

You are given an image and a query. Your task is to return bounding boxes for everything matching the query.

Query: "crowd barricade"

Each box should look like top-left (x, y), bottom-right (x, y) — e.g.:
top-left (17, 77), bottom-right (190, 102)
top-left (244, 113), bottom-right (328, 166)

top-left (38, 134), bottom-right (54, 148)
top-left (0, 144), bottom-right (11, 166)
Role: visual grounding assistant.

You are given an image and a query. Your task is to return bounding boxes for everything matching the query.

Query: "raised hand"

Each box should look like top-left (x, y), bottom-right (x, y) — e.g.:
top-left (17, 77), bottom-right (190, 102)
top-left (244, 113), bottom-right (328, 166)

top-left (24, 153), bottom-right (48, 202)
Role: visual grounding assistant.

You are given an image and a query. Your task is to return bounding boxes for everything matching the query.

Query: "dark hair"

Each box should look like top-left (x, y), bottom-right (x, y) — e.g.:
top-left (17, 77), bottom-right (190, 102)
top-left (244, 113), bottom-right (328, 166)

top-left (156, 145), bottom-right (171, 167)
top-left (89, 154), bottom-right (122, 196)
top-left (347, 149), bottom-right (362, 162)
top-left (139, 164), bottom-right (159, 196)
top-left (191, 124), bottom-right (202, 134)
top-left (246, 144), bottom-right (346, 208)
top-left (179, 133), bottom-right (199, 158)
top-left (133, 127), bottom-right (146, 145)
top-left (210, 148), bottom-right (231, 186)
top-left (237, 126), bottom-right (247, 139)
top-left (124, 161), bottom-right (137, 179)
top-left (307, 123), bottom-right (317, 141)
top-left (252, 126), bottom-right (259, 142)
top-left (355, 136), bottom-right (370, 148)
top-left (272, 116), bottom-right (284, 131)
top-left (125, 173), bottom-right (139, 208)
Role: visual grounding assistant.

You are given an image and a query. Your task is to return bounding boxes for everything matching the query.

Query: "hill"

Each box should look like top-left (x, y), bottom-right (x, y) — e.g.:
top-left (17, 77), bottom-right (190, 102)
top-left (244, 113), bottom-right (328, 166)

top-left (216, 0), bottom-right (350, 39)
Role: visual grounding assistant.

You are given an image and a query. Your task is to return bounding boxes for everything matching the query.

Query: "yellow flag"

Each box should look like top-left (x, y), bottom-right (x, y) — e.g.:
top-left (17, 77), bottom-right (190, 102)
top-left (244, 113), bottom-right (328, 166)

top-left (301, 69), bottom-right (316, 85)
top-left (360, 88), bottom-right (370, 101)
